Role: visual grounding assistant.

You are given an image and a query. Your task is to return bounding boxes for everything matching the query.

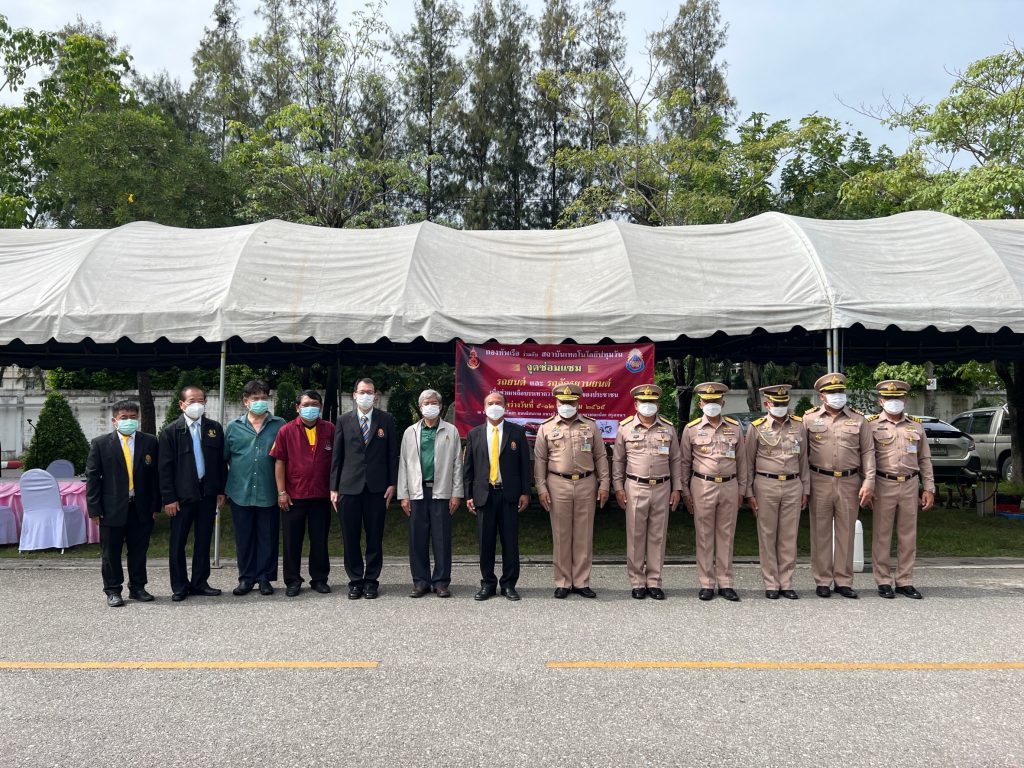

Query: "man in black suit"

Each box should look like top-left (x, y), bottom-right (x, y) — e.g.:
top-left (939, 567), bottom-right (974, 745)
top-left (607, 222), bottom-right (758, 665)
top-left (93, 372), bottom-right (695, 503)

top-left (464, 392), bottom-right (531, 601)
top-left (330, 377), bottom-right (399, 600)
top-left (158, 385), bottom-right (227, 602)
top-left (85, 400), bottom-right (162, 607)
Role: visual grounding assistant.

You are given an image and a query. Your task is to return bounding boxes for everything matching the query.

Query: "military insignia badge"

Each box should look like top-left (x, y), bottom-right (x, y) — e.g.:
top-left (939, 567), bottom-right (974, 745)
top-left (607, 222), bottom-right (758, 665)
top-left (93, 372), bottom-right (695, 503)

top-left (207, 429), bottom-right (216, 438)
top-left (377, 427), bottom-right (385, 438)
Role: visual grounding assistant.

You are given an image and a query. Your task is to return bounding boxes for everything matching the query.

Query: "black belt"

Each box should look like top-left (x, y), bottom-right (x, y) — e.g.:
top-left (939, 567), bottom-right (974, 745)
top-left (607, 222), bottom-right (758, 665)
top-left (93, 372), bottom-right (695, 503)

top-left (550, 471), bottom-right (593, 481)
top-left (810, 466), bottom-right (858, 478)
top-left (691, 472), bottom-right (735, 484)
top-left (878, 471), bottom-right (919, 482)
top-left (756, 471), bottom-right (800, 481)
top-left (627, 474), bottom-right (671, 486)
top-left (488, 482), bottom-right (503, 489)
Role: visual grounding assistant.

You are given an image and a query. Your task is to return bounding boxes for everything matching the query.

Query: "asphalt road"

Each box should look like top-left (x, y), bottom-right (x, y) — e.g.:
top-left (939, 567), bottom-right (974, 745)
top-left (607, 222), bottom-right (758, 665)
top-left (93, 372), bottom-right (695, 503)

top-left (1, 559), bottom-right (1022, 767)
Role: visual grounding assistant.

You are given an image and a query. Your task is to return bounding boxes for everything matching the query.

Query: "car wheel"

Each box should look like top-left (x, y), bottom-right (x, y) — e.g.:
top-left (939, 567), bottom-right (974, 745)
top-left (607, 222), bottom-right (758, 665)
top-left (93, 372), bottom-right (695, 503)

top-left (1001, 457), bottom-right (1014, 483)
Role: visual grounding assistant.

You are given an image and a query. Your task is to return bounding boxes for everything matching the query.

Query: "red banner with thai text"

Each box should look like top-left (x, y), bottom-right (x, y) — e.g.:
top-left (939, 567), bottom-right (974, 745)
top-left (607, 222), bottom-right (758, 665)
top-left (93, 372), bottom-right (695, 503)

top-left (455, 341), bottom-right (655, 441)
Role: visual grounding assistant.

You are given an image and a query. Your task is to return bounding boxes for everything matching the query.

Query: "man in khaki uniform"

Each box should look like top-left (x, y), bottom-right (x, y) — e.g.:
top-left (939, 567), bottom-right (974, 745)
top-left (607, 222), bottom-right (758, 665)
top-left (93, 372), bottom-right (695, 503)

top-left (805, 372), bottom-right (875, 599)
top-left (535, 384), bottom-right (610, 598)
top-left (744, 385), bottom-right (809, 600)
top-left (679, 382), bottom-right (748, 601)
top-left (867, 379), bottom-right (935, 599)
top-left (612, 384), bottom-right (683, 600)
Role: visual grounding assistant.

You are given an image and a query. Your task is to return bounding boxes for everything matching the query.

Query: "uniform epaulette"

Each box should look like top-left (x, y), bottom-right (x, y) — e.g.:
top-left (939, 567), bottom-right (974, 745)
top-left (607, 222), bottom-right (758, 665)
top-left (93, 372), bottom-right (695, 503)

top-left (619, 415), bottom-right (635, 425)
top-left (804, 405), bottom-right (821, 414)
top-left (851, 408), bottom-right (864, 415)
top-left (657, 415), bottom-right (674, 427)
top-left (723, 416), bottom-right (739, 425)
top-left (910, 415), bottom-right (923, 423)
top-left (750, 416), bottom-right (766, 427)
top-left (791, 414), bottom-right (802, 422)
top-left (865, 413), bottom-right (879, 422)
top-left (542, 414), bottom-right (557, 423)
top-left (687, 417), bottom-right (702, 427)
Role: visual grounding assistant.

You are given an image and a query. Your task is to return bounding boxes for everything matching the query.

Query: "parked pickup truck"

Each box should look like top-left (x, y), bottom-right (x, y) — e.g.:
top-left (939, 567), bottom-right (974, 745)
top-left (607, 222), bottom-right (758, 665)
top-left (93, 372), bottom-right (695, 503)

top-left (950, 406), bottom-right (1013, 481)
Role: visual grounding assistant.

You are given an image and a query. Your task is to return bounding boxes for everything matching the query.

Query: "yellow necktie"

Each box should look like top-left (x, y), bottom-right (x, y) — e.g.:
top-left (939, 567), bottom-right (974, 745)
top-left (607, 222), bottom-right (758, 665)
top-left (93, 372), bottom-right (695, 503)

top-left (489, 426), bottom-right (499, 484)
top-left (121, 435), bottom-right (134, 493)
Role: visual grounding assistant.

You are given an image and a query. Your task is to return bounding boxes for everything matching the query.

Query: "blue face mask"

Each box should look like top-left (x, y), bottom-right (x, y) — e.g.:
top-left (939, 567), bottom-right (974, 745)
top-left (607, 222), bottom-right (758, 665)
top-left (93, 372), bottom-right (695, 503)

top-left (299, 405), bottom-right (321, 421)
top-left (116, 419), bottom-right (138, 436)
top-left (248, 400), bottom-right (270, 415)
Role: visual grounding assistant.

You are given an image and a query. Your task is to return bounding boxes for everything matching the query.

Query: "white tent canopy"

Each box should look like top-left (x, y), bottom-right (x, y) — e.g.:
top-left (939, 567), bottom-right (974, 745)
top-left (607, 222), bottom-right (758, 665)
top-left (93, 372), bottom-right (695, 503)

top-left (1, 210), bottom-right (1023, 347)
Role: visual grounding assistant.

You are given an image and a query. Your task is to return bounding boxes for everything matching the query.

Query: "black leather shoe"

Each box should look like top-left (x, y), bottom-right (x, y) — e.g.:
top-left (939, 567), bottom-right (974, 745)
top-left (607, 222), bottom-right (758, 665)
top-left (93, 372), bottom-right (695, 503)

top-left (233, 580), bottom-right (254, 596)
top-left (258, 581), bottom-right (274, 596)
top-left (348, 585), bottom-right (364, 600)
top-left (765, 590), bottom-right (780, 599)
top-left (554, 587), bottom-right (570, 599)
top-left (106, 593), bottom-right (124, 607)
top-left (834, 586), bottom-right (859, 599)
top-left (573, 586), bottom-right (597, 598)
top-left (895, 585), bottom-right (923, 599)
top-left (285, 584), bottom-right (301, 597)
top-left (780, 589), bottom-right (799, 600)
top-left (698, 588), bottom-right (714, 601)
top-left (435, 586), bottom-right (451, 598)
top-left (171, 592), bottom-right (188, 602)
top-left (475, 586), bottom-right (496, 601)
top-left (128, 589), bottom-right (154, 602)
top-left (631, 588), bottom-right (647, 599)
top-left (500, 587), bottom-right (521, 601)
top-left (191, 585), bottom-right (222, 597)
top-left (310, 581), bottom-right (331, 594)
top-left (815, 585), bottom-right (832, 598)
top-left (410, 586), bottom-right (429, 598)
top-left (878, 584), bottom-right (895, 599)
top-left (647, 587), bottom-right (665, 600)
top-left (364, 586), bottom-right (379, 600)
top-left (718, 587), bottom-right (740, 602)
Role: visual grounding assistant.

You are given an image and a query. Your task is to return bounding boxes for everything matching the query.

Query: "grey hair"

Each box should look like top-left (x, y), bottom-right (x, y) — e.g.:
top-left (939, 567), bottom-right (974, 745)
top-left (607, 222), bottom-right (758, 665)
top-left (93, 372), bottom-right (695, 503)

top-left (418, 389), bottom-right (443, 406)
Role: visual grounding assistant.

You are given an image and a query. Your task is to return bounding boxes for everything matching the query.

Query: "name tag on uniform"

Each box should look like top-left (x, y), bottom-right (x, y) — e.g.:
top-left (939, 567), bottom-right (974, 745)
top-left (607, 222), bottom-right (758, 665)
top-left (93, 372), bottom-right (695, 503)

top-left (581, 439), bottom-right (592, 453)
top-left (724, 447), bottom-right (735, 459)
top-left (907, 442), bottom-right (917, 453)
top-left (791, 439), bottom-right (801, 455)
top-left (658, 444), bottom-right (670, 455)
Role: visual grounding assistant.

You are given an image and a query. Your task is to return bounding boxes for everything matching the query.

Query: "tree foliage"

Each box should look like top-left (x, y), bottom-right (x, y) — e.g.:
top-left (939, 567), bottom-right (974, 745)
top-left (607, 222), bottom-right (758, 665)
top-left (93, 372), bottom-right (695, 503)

top-left (23, 391), bottom-right (90, 473)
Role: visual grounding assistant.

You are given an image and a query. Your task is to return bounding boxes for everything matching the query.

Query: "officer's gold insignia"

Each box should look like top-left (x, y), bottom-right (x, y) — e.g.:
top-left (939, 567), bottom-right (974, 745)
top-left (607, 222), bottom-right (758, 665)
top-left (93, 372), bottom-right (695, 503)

top-left (207, 429), bottom-right (216, 437)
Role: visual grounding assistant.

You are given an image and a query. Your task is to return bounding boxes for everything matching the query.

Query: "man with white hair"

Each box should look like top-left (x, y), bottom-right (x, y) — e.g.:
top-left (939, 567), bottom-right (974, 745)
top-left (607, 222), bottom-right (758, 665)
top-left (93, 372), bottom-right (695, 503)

top-left (397, 389), bottom-right (463, 598)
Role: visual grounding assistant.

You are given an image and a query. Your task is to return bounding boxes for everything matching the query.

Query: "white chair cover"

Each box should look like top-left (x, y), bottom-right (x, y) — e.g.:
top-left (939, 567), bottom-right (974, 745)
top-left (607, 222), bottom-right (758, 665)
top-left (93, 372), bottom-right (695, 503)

top-left (18, 469), bottom-right (87, 551)
top-left (0, 505), bottom-right (16, 544)
top-left (45, 459), bottom-right (76, 478)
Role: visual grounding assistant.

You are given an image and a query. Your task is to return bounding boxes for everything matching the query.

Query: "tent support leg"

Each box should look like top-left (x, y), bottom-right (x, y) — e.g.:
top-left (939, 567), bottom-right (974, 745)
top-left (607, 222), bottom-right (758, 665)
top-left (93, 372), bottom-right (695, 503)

top-left (213, 340), bottom-right (227, 569)
top-left (826, 329), bottom-right (834, 371)
top-left (833, 328), bottom-right (841, 371)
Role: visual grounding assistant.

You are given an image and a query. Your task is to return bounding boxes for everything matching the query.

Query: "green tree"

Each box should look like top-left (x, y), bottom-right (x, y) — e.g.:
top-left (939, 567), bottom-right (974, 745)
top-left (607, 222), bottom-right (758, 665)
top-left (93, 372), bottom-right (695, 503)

top-left (23, 391), bottom-right (90, 473)
top-left (393, 0), bottom-right (465, 223)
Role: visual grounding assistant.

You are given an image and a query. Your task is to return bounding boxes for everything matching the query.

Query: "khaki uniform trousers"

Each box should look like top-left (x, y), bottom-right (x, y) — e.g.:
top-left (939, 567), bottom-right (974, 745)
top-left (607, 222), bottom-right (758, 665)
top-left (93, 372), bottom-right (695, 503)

top-left (690, 476), bottom-right (739, 589)
top-left (872, 477), bottom-right (919, 586)
top-left (548, 474), bottom-right (597, 588)
top-left (624, 479), bottom-right (671, 588)
top-left (752, 475), bottom-right (802, 590)
top-left (808, 473), bottom-right (861, 588)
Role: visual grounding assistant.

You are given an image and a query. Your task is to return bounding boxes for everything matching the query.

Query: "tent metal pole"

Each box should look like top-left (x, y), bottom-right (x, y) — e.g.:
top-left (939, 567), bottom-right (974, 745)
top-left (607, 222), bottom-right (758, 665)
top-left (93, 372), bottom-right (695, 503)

top-left (213, 340), bottom-right (227, 568)
top-left (834, 328), bottom-right (841, 370)
top-left (826, 329), bottom-right (834, 371)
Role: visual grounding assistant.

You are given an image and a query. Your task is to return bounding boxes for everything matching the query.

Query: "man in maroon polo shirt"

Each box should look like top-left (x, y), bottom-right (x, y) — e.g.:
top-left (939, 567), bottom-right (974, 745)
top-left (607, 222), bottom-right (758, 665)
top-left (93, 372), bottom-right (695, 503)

top-left (270, 389), bottom-right (336, 597)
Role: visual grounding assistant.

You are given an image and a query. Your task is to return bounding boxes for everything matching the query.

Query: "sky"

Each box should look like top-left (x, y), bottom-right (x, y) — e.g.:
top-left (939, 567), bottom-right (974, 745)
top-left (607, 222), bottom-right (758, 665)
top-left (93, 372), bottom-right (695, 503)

top-left (4, 0), bottom-right (1023, 155)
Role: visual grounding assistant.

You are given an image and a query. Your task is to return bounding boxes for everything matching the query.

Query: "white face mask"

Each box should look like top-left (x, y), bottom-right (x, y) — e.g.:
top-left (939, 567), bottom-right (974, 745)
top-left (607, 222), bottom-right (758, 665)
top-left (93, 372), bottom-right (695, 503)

top-left (355, 393), bottom-right (375, 410)
top-left (485, 404), bottom-right (505, 421)
top-left (824, 393), bottom-right (847, 410)
top-left (636, 402), bottom-right (658, 418)
top-left (702, 402), bottom-right (722, 418)
top-left (184, 402), bottom-right (205, 421)
top-left (557, 404), bottom-right (578, 419)
top-left (421, 404), bottom-right (441, 420)
top-left (882, 399), bottom-right (905, 415)
top-left (768, 405), bottom-right (789, 418)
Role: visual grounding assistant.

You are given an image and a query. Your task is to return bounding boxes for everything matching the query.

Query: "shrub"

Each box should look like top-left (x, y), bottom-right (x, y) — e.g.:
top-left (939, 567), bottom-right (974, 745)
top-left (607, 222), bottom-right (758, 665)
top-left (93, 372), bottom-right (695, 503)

top-left (23, 391), bottom-right (90, 473)
top-left (275, 379), bottom-right (299, 419)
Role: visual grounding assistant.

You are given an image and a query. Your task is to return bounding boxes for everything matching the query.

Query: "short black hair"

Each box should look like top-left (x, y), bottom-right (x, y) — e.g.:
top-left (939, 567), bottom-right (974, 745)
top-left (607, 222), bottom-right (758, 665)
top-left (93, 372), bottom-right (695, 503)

top-left (296, 389), bottom-right (323, 405)
top-left (354, 377), bottom-right (375, 391)
top-left (180, 384), bottom-right (205, 401)
top-left (243, 379), bottom-right (270, 398)
top-left (111, 399), bottom-right (139, 416)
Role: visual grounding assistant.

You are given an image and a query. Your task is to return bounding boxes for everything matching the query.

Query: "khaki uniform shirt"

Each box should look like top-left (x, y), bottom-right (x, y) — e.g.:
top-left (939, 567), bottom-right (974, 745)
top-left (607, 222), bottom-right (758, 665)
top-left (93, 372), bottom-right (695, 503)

top-left (744, 414), bottom-right (810, 494)
top-left (534, 413), bottom-right (610, 495)
top-left (868, 413), bottom-right (935, 492)
top-left (611, 415), bottom-right (684, 491)
top-left (804, 405), bottom-right (875, 490)
top-left (679, 416), bottom-right (749, 497)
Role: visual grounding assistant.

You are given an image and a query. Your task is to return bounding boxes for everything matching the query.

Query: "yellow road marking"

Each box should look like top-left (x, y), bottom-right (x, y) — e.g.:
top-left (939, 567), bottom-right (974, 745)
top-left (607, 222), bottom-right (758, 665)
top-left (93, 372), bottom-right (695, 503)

top-left (0, 661), bottom-right (378, 670)
top-left (548, 661), bottom-right (1024, 671)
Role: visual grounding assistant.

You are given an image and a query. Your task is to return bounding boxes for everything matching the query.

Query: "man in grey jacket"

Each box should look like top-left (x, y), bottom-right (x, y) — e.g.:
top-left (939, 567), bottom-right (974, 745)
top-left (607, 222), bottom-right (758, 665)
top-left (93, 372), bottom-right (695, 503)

top-left (398, 390), bottom-right (464, 598)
